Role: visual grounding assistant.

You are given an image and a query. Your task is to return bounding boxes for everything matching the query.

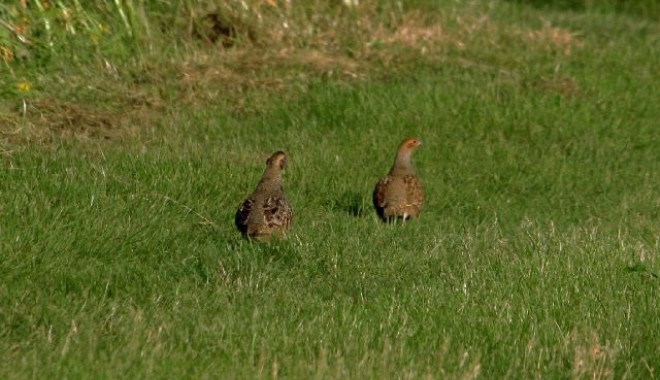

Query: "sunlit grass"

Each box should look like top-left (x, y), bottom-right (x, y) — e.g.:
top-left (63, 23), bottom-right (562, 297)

top-left (0, 0), bottom-right (658, 378)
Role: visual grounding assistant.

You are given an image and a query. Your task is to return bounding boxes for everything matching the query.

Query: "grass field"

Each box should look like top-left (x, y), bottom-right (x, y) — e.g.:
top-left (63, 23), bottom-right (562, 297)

top-left (1, 0), bottom-right (659, 378)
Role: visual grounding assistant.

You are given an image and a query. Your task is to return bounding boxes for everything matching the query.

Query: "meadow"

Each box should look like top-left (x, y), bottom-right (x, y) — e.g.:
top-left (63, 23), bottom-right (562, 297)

top-left (1, 0), bottom-right (658, 378)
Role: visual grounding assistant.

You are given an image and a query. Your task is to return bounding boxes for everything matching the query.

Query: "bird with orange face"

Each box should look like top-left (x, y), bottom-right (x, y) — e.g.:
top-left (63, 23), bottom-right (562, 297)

top-left (235, 151), bottom-right (293, 240)
top-left (373, 138), bottom-right (424, 222)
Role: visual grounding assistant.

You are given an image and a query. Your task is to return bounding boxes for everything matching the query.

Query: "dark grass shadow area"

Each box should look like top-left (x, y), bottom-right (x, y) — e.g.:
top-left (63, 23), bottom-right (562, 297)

top-left (319, 190), bottom-right (373, 217)
top-left (341, 191), bottom-right (371, 218)
top-left (625, 262), bottom-right (660, 279)
top-left (505, 0), bottom-right (659, 20)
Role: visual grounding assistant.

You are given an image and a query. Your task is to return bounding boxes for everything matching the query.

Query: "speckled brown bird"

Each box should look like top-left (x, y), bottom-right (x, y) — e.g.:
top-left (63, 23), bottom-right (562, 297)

top-left (235, 151), bottom-right (293, 240)
top-left (373, 137), bottom-right (424, 222)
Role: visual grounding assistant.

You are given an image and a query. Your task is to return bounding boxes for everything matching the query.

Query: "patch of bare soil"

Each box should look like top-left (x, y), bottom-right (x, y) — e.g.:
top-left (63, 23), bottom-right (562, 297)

top-left (531, 75), bottom-right (582, 97)
top-left (1, 94), bottom-right (163, 144)
top-left (2, 3), bottom-right (585, 145)
top-left (519, 25), bottom-right (583, 56)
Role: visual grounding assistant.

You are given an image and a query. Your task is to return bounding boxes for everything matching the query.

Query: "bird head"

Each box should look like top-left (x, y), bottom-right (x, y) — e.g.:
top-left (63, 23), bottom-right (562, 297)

top-left (390, 137), bottom-right (422, 173)
top-left (266, 151), bottom-right (287, 170)
top-left (398, 137), bottom-right (422, 153)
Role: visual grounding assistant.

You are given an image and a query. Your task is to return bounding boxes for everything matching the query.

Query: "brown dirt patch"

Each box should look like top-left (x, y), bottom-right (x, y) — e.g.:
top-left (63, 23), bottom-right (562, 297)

top-left (1, 3), bottom-right (588, 145)
top-left (518, 25), bottom-right (583, 56)
top-left (532, 75), bottom-right (581, 97)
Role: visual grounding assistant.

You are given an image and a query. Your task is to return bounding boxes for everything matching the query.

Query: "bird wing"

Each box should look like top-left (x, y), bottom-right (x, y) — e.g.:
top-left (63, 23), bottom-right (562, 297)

top-left (263, 195), bottom-right (292, 231)
top-left (373, 176), bottom-right (391, 209)
top-left (403, 174), bottom-right (424, 206)
top-left (235, 197), bottom-right (254, 235)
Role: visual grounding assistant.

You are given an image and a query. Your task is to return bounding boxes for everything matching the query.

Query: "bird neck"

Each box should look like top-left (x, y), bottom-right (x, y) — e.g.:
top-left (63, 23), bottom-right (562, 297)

top-left (389, 151), bottom-right (413, 175)
top-left (256, 168), bottom-right (283, 191)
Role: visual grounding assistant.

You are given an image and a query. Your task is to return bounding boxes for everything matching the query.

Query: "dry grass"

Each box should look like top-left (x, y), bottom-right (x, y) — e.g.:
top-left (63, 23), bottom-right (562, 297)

top-left (518, 25), bottom-right (583, 56)
top-left (1, 0), bottom-right (586, 144)
top-left (571, 330), bottom-right (619, 379)
top-left (530, 76), bottom-right (582, 97)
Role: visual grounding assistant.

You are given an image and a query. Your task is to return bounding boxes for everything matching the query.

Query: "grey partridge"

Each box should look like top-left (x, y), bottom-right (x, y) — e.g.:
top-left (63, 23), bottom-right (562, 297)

top-left (235, 151), bottom-right (293, 240)
top-left (373, 137), bottom-right (424, 222)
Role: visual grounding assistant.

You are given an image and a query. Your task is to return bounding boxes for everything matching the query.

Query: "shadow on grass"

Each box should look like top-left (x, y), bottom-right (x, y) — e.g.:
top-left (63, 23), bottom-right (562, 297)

top-left (625, 262), bottom-right (659, 279)
top-left (504, 0), bottom-right (659, 20)
top-left (221, 234), bottom-right (300, 265)
top-left (332, 191), bottom-right (371, 218)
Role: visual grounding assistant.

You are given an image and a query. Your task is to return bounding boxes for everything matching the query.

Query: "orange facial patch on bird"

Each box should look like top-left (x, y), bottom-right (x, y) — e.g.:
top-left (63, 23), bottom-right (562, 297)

top-left (404, 138), bottom-right (421, 148)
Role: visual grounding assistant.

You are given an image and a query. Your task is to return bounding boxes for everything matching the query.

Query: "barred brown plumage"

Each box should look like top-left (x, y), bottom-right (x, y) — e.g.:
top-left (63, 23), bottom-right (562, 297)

top-left (235, 151), bottom-right (293, 240)
top-left (373, 138), bottom-right (424, 222)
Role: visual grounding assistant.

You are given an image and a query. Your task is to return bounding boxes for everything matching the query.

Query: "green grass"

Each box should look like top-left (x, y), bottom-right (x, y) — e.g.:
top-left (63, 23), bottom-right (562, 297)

top-left (1, 0), bottom-right (659, 378)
